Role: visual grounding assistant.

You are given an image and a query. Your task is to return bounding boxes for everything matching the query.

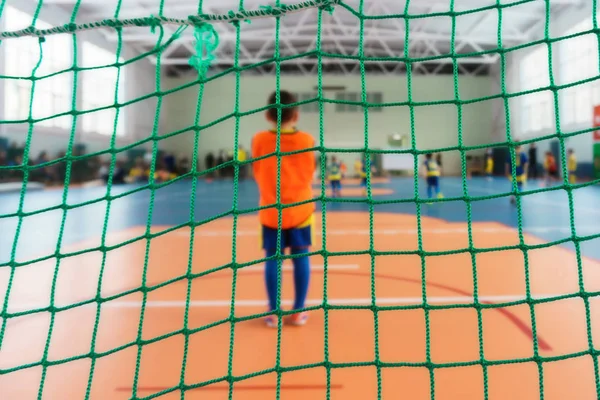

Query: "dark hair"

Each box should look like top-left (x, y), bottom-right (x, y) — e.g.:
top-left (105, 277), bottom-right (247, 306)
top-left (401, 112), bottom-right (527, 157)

top-left (267, 91), bottom-right (298, 124)
top-left (425, 153), bottom-right (433, 159)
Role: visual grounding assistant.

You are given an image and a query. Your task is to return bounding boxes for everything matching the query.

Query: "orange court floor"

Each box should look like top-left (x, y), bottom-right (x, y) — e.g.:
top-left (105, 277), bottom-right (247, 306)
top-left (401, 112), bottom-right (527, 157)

top-left (2, 211), bottom-right (600, 400)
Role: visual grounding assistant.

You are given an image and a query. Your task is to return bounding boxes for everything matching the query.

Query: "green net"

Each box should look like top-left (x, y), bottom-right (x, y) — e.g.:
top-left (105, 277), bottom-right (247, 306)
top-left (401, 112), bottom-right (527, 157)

top-left (1, 0), bottom-right (600, 399)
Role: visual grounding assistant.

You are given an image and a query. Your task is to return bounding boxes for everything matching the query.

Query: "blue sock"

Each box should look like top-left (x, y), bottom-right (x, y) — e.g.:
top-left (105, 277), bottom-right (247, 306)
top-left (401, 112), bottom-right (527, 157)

top-left (264, 247), bottom-right (280, 311)
top-left (435, 183), bottom-right (440, 195)
top-left (291, 247), bottom-right (310, 310)
top-left (427, 185), bottom-right (433, 198)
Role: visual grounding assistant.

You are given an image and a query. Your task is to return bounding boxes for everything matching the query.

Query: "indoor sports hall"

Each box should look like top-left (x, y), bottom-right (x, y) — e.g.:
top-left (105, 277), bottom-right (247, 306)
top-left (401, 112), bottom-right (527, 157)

top-left (1, 0), bottom-right (600, 399)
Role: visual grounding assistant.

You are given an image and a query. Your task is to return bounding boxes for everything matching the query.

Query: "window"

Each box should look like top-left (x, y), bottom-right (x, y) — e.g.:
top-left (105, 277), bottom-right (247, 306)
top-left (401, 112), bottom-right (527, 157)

top-left (4, 6), bottom-right (72, 129)
top-left (296, 92), bottom-right (320, 113)
top-left (367, 92), bottom-right (383, 113)
top-left (559, 17), bottom-right (600, 126)
top-left (81, 42), bottom-right (125, 136)
top-left (519, 45), bottom-right (554, 134)
top-left (336, 92), bottom-right (358, 112)
top-left (336, 92), bottom-right (383, 113)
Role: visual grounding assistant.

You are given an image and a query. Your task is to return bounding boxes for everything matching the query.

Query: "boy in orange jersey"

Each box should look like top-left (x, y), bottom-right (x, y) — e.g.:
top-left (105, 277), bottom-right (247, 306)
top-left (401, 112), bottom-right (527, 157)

top-left (543, 150), bottom-right (558, 186)
top-left (252, 91), bottom-right (315, 328)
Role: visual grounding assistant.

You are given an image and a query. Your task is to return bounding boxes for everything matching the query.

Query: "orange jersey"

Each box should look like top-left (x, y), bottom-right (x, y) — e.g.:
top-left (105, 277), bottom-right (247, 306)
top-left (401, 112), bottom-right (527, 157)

top-left (252, 129), bottom-right (316, 229)
top-left (545, 155), bottom-right (557, 172)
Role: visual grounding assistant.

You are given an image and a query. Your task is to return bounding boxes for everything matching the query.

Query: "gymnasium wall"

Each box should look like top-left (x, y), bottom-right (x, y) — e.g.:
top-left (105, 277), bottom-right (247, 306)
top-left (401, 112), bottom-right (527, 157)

top-left (0, 3), bottom-right (157, 159)
top-left (160, 74), bottom-right (494, 175)
top-left (504, 2), bottom-right (596, 171)
top-left (0, 52), bottom-right (156, 158)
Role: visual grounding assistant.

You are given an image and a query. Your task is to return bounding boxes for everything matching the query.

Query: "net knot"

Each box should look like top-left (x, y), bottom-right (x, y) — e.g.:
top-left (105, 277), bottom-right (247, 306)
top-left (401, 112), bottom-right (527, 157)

top-left (188, 23), bottom-right (219, 79)
top-left (259, 5), bottom-right (277, 16)
top-left (67, 23), bottom-right (78, 32)
top-left (320, 2), bottom-right (336, 15)
top-left (148, 15), bottom-right (161, 33)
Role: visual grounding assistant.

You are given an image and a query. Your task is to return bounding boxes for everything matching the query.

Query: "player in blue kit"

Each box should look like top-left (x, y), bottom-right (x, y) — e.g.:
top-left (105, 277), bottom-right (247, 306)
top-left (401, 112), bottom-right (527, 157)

top-left (505, 144), bottom-right (528, 204)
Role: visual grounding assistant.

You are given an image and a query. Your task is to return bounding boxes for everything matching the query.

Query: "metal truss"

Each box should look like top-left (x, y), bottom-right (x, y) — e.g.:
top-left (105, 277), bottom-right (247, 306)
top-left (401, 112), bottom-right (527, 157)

top-left (47, 0), bottom-right (584, 76)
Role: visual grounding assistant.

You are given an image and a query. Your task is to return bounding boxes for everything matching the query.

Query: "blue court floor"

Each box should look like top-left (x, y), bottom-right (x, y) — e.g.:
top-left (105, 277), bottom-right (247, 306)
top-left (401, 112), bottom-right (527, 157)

top-left (1, 177), bottom-right (599, 264)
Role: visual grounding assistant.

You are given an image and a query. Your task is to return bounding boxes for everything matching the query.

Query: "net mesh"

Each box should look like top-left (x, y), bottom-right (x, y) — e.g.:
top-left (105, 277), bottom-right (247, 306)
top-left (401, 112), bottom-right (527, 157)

top-left (0, 0), bottom-right (600, 399)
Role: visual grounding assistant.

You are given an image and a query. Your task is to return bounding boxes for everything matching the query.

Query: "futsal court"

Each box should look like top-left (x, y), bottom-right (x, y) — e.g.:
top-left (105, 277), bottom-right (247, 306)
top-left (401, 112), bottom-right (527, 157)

top-left (2, 0), bottom-right (600, 399)
top-left (2, 177), bottom-right (600, 399)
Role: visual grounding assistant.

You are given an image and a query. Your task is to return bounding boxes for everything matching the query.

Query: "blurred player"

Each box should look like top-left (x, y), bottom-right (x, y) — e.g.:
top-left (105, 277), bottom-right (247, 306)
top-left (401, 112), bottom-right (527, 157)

top-left (543, 151), bottom-right (558, 186)
top-left (125, 157), bottom-right (148, 183)
top-left (358, 155), bottom-right (375, 196)
top-left (340, 160), bottom-right (347, 179)
top-left (505, 144), bottom-right (528, 204)
top-left (485, 148), bottom-right (494, 181)
top-left (422, 153), bottom-right (443, 201)
top-left (354, 157), bottom-right (362, 178)
top-left (252, 90), bottom-right (315, 328)
top-left (328, 155), bottom-right (342, 198)
top-left (567, 148), bottom-right (577, 184)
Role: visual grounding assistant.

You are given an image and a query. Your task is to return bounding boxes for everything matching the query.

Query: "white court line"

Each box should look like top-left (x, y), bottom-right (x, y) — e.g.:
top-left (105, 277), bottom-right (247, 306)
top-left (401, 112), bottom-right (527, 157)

top-left (170, 227), bottom-right (599, 237)
top-left (241, 264), bottom-right (358, 272)
top-left (11, 294), bottom-right (565, 312)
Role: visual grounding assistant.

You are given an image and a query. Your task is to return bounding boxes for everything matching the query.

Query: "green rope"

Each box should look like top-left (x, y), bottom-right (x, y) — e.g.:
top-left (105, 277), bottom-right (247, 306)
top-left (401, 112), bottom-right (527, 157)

top-left (188, 23), bottom-right (219, 78)
top-left (0, 0), bottom-right (339, 40)
top-left (1, 1), bottom-right (600, 400)
top-left (449, 0), bottom-right (489, 397)
top-left (272, 1), bottom-right (285, 397)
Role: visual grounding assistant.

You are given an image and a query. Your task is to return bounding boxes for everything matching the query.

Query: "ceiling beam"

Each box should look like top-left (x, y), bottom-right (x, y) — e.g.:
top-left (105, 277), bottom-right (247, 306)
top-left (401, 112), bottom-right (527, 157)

top-left (106, 29), bottom-right (524, 47)
top-left (156, 55), bottom-right (496, 66)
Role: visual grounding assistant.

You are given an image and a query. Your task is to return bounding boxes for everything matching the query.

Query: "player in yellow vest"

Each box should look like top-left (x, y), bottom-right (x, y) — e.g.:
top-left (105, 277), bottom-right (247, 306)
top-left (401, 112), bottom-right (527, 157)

top-left (328, 156), bottom-right (343, 198)
top-left (354, 158), bottom-right (362, 178)
top-left (485, 149), bottom-right (494, 181)
top-left (567, 148), bottom-right (577, 184)
top-left (237, 146), bottom-right (248, 179)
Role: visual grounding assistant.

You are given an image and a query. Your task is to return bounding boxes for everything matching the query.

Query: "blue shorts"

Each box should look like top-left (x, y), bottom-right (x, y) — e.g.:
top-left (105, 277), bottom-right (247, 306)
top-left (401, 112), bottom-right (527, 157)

top-left (427, 176), bottom-right (439, 187)
top-left (360, 177), bottom-right (367, 187)
top-left (261, 216), bottom-right (314, 250)
top-left (330, 180), bottom-right (341, 190)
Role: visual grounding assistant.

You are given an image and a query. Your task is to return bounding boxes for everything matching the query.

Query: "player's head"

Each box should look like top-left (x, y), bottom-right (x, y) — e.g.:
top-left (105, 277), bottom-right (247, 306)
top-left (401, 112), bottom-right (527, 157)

top-left (568, 148), bottom-right (574, 155)
top-left (266, 91), bottom-right (298, 126)
top-left (515, 144), bottom-right (522, 152)
top-left (546, 151), bottom-right (552, 156)
top-left (425, 153), bottom-right (433, 160)
top-left (331, 155), bottom-right (337, 163)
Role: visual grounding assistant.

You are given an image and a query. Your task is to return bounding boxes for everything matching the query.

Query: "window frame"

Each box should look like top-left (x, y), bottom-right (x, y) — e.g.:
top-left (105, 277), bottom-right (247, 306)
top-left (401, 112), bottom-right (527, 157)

top-left (518, 44), bottom-right (554, 135)
top-left (558, 16), bottom-right (600, 127)
top-left (3, 5), bottom-right (73, 131)
top-left (335, 91), bottom-right (383, 113)
top-left (80, 41), bottom-right (126, 137)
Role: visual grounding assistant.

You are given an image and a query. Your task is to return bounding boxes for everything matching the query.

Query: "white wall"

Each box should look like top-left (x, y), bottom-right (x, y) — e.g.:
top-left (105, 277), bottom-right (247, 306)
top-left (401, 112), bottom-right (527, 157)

top-left (502, 2), bottom-right (596, 164)
top-left (0, 3), bottom-right (156, 160)
top-left (160, 73), bottom-right (493, 175)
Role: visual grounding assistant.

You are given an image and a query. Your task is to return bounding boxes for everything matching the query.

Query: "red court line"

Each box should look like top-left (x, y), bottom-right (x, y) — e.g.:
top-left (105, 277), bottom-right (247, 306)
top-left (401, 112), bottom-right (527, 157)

top-left (199, 269), bottom-right (552, 351)
top-left (115, 384), bottom-right (343, 392)
top-left (332, 271), bottom-right (553, 352)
